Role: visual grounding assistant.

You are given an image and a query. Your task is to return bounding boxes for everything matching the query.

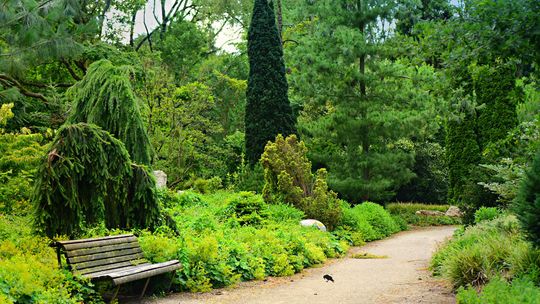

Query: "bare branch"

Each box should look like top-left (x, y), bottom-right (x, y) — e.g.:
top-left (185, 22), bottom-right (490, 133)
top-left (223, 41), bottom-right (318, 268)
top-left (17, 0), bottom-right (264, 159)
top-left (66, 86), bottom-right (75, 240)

top-left (61, 59), bottom-right (82, 81)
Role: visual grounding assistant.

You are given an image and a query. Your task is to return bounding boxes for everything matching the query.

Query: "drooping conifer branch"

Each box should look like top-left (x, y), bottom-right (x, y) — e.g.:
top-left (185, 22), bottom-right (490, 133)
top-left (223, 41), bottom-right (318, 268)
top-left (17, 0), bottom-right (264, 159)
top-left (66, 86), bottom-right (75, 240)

top-left (67, 60), bottom-right (153, 165)
top-left (33, 123), bottom-right (160, 238)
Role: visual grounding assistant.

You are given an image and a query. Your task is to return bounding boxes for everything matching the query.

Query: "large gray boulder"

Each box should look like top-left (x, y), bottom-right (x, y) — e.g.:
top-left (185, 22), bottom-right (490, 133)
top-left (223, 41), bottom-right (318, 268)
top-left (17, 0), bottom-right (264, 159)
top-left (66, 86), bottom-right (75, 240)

top-left (153, 170), bottom-right (167, 188)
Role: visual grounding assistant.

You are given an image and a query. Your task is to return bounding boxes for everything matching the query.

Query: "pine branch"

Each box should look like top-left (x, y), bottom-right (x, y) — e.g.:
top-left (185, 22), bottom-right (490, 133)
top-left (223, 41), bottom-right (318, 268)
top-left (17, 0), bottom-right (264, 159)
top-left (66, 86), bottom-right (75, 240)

top-left (0, 73), bottom-right (49, 103)
top-left (61, 60), bottom-right (82, 81)
top-left (21, 81), bottom-right (74, 88)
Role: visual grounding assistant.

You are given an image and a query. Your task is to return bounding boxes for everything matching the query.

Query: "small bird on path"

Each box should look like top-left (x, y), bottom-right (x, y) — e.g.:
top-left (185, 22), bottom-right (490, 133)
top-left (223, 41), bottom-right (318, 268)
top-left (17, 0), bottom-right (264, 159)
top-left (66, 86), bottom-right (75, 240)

top-left (323, 274), bottom-right (334, 282)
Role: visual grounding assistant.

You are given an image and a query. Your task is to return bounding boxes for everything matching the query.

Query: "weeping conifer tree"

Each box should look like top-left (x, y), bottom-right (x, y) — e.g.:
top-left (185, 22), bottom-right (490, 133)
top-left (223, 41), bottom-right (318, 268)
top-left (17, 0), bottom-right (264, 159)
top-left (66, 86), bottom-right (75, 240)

top-left (33, 123), bottom-right (160, 238)
top-left (67, 59), bottom-right (153, 165)
top-left (245, 0), bottom-right (296, 165)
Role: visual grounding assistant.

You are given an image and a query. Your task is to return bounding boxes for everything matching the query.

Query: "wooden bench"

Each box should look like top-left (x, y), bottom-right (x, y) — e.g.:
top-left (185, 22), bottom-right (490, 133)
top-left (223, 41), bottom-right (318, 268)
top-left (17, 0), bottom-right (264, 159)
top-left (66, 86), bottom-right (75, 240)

top-left (54, 234), bottom-right (182, 301)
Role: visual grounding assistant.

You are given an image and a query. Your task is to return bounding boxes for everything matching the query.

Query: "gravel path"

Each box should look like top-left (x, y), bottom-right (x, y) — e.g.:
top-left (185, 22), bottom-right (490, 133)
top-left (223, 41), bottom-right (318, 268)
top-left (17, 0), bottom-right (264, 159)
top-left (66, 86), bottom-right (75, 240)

top-left (142, 226), bottom-right (456, 304)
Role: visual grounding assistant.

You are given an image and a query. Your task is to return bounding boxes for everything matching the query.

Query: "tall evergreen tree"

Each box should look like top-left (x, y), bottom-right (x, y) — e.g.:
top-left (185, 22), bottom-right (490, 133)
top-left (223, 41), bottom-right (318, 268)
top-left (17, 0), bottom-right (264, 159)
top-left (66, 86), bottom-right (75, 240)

top-left (67, 59), bottom-right (153, 165)
top-left (472, 63), bottom-right (519, 151)
top-left (514, 149), bottom-right (540, 247)
top-left (445, 100), bottom-right (481, 202)
top-left (245, 0), bottom-right (296, 165)
top-left (287, 0), bottom-right (439, 202)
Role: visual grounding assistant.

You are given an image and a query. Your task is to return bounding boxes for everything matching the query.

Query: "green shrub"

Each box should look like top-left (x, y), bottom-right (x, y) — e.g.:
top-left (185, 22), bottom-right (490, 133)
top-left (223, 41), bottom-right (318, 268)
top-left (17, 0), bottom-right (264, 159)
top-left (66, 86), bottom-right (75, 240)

top-left (266, 203), bottom-right (305, 223)
top-left (514, 149), bottom-right (540, 247)
top-left (223, 192), bottom-right (268, 226)
top-left (177, 191), bottom-right (207, 207)
top-left (341, 202), bottom-right (400, 241)
top-left (228, 162), bottom-right (265, 193)
top-left (0, 133), bottom-right (48, 215)
top-left (191, 176), bottom-right (223, 194)
top-left (261, 135), bottom-right (343, 230)
top-left (456, 277), bottom-right (540, 304)
top-left (298, 169), bottom-right (343, 230)
top-left (474, 207), bottom-right (501, 223)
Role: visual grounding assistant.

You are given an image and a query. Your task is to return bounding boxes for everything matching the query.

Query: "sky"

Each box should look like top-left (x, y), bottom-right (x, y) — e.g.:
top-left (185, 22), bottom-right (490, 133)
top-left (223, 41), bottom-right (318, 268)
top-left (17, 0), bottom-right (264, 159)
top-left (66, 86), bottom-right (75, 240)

top-left (107, 0), bottom-right (243, 53)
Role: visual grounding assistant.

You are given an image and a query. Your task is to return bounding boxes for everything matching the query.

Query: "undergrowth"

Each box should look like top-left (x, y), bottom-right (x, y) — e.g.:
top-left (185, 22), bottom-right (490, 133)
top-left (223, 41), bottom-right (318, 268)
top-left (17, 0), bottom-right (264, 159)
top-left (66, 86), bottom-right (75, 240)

top-left (386, 203), bottom-right (462, 226)
top-left (431, 213), bottom-right (540, 302)
top-left (1, 189), bottom-right (405, 300)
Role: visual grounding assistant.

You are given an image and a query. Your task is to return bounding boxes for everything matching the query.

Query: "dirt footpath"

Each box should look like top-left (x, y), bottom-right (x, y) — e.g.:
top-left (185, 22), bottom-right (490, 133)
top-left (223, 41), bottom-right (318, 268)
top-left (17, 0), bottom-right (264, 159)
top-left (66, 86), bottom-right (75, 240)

top-left (143, 226), bottom-right (456, 304)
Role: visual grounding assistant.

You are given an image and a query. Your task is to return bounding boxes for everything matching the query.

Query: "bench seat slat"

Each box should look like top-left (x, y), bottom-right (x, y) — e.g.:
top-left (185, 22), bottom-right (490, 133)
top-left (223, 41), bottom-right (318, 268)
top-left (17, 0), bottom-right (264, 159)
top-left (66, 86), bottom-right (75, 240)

top-left (83, 264), bottom-right (151, 279)
top-left (61, 236), bottom-right (138, 251)
top-left (74, 260), bottom-right (147, 276)
top-left (68, 247), bottom-right (142, 264)
top-left (84, 260), bottom-right (178, 280)
top-left (57, 234), bottom-right (134, 245)
top-left (66, 241), bottom-right (140, 258)
top-left (111, 261), bottom-right (182, 285)
top-left (71, 253), bottom-right (144, 271)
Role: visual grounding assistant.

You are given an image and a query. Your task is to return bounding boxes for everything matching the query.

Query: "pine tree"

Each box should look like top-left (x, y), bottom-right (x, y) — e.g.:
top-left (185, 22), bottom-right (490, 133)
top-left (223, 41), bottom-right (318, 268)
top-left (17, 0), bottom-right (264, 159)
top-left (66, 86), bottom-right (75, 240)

top-left (514, 150), bottom-right (540, 247)
top-left (67, 60), bottom-right (153, 165)
top-left (287, 0), bottom-right (438, 202)
top-left (245, 0), bottom-right (296, 165)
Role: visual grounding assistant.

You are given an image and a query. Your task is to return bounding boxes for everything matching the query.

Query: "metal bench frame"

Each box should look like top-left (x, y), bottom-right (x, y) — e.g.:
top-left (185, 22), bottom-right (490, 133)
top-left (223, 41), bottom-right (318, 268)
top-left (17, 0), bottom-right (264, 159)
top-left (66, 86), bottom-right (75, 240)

top-left (54, 234), bottom-right (181, 302)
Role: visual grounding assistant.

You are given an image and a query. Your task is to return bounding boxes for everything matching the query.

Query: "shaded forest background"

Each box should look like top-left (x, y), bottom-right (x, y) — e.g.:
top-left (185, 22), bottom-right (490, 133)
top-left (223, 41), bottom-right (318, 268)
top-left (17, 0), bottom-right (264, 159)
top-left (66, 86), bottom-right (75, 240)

top-left (1, 0), bottom-right (539, 214)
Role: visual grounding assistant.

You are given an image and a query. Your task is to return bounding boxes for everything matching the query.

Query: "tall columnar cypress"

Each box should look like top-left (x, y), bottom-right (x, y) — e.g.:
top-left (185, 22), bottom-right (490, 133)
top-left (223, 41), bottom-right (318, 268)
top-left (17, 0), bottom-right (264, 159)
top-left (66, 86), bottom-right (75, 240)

top-left (446, 109), bottom-right (481, 203)
top-left (245, 0), bottom-right (296, 165)
top-left (473, 63), bottom-right (518, 151)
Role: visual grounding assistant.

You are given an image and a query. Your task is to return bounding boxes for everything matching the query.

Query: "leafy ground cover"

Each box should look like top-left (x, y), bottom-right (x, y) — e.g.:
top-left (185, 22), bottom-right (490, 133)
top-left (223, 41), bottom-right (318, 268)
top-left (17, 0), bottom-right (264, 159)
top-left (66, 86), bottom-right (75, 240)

top-left (386, 203), bottom-right (462, 226)
top-left (431, 212), bottom-right (540, 303)
top-left (0, 189), bottom-right (410, 302)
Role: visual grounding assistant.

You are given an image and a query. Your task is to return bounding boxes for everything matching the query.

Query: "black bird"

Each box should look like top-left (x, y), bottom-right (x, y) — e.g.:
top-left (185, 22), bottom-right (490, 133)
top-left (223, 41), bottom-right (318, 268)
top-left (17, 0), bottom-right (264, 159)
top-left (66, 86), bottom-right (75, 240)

top-left (323, 274), bottom-right (334, 283)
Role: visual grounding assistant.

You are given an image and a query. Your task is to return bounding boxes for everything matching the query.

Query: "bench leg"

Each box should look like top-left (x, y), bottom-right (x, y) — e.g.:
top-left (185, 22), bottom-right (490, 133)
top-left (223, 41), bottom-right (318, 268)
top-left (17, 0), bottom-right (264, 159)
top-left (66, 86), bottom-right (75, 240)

top-left (140, 277), bottom-right (151, 300)
top-left (168, 273), bottom-right (175, 291)
top-left (111, 286), bottom-right (120, 304)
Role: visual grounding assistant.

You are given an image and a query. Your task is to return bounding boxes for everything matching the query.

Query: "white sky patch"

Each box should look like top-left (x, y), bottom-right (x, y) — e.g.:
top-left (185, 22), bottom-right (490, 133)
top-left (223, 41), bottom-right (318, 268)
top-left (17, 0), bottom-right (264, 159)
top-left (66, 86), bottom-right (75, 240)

top-left (104, 0), bottom-right (243, 53)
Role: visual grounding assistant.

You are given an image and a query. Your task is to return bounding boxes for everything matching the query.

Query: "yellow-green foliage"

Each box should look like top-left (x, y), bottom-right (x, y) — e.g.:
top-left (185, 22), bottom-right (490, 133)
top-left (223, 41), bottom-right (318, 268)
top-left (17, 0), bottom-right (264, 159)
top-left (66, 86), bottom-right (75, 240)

top-left (136, 191), bottom-right (348, 292)
top-left (456, 277), bottom-right (540, 304)
top-left (299, 169), bottom-right (343, 230)
top-left (0, 216), bottom-right (103, 303)
top-left (261, 134), bottom-right (312, 206)
top-left (0, 103), bottom-right (14, 127)
top-left (341, 202), bottom-right (401, 241)
top-left (261, 135), bottom-right (343, 230)
top-left (0, 132), bottom-right (48, 214)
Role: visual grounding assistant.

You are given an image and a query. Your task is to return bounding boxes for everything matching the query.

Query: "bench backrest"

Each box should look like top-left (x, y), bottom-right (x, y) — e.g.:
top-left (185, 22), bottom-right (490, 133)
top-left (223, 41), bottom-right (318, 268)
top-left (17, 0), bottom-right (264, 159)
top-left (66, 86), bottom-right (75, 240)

top-left (56, 234), bottom-right (147, 276)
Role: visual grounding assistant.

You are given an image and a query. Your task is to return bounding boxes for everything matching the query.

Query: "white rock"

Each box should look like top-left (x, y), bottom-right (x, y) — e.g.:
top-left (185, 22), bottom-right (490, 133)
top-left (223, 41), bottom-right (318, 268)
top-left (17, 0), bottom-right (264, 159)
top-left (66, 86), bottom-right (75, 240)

top-left (300, 219), bottom-right (327, 232)
top-left (153, 170), bottom-right (167, 188)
